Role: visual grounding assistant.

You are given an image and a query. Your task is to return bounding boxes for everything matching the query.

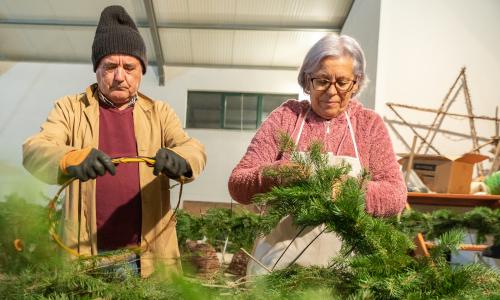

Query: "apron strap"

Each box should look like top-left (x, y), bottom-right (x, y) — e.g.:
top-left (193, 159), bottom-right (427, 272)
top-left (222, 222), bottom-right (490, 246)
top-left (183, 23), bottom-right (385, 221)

top-left (344, 111), bottom-right (361, 162)
top-left (294, 107), bottom-right (310, 145)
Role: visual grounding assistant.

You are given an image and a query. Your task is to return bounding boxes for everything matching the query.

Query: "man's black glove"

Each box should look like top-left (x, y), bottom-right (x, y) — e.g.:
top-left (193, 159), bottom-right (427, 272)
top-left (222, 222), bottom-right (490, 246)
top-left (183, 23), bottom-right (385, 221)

top-left (62, 148), bottom-right (116, 182)
top-left (483, 245), bottom-right (500, 259)
top-left (153, 148), bottom-right (192, 179)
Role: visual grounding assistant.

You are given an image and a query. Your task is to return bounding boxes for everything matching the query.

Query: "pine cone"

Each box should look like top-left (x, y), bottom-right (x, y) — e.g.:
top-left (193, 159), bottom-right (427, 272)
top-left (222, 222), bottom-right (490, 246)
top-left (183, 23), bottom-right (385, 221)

top-left (185, 240), bottom-right (220, 275)
top-left (226, 249), bottom-right (249, 276)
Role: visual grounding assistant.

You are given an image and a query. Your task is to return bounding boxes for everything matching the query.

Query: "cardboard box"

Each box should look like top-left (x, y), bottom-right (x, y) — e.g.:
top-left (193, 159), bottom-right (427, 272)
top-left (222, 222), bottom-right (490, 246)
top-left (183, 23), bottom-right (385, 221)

top-left (398, 153), bottom-right (488, 194)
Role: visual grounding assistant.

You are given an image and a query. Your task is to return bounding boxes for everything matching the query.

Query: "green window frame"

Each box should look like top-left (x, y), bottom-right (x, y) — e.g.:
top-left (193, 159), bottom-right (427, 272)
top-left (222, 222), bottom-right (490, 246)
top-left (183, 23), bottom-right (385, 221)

top-left (186, 91), bottom-right (298, 130)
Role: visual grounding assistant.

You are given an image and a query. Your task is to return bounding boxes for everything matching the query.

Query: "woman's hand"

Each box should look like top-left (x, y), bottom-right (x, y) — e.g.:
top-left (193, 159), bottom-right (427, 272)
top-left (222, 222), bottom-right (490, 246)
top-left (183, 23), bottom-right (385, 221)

top-left (262, 161), bottom-right (311, 186)
top-left (331, 175), bottom-right (349, 200)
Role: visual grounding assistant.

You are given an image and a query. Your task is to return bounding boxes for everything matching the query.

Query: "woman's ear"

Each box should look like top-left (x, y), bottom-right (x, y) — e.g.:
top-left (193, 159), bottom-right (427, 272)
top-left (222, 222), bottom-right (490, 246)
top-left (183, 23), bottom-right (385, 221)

top-left (304, 74), bottom-right (311, 94)
top-left (351, 78), bottom-right (360, 94)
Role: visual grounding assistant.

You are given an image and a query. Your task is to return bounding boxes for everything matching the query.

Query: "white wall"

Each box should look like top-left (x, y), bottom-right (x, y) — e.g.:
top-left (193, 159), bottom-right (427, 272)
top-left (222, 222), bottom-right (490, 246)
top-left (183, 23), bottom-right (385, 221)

top-left (0, 61), bottom-right (301, 203)
top-left (4, 0), bottom-right (498, 202)
top-left (376, 0), bottom-right (500, 159)
top-left (0, 62), bottom-right (97, 201)
top-left (341, 0), bottom-right (381, 109)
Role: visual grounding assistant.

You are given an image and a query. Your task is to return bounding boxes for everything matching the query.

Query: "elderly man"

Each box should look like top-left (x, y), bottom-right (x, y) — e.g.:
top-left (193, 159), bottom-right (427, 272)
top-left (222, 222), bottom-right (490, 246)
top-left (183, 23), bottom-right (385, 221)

top-left (22, 5), bottom-right (206, 277)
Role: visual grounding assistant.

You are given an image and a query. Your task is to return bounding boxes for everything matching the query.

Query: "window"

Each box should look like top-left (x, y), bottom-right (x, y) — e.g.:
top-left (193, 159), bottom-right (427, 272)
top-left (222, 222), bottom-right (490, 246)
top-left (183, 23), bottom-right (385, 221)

top-left (186, 91), bottom-right (297, 129)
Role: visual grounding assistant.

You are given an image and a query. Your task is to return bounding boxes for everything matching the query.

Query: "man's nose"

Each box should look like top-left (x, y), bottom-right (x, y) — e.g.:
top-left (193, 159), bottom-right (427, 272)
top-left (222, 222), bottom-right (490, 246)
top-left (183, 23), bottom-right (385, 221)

top-left (114, 67), bottom-right (125, 81)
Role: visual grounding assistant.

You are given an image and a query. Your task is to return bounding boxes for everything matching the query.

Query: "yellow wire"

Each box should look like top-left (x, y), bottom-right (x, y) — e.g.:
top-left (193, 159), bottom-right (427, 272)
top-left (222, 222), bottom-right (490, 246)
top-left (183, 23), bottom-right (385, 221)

top-left (111, 157), bottom-right (155, 165)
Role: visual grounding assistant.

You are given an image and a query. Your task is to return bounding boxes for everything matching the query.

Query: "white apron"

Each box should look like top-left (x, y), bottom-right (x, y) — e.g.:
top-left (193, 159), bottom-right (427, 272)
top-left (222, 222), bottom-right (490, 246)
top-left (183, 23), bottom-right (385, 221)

top-left (248, 110), bottom-right (362, 276)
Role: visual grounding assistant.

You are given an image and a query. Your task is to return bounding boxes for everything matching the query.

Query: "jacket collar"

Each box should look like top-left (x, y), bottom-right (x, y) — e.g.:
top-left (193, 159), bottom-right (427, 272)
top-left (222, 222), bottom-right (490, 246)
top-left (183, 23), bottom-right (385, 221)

top-left (84, 84), bottom-right (99, 108)
top-left (136, 91), bottom-right (154, 112)
top-left (84, 83), bottom-right (154, 112)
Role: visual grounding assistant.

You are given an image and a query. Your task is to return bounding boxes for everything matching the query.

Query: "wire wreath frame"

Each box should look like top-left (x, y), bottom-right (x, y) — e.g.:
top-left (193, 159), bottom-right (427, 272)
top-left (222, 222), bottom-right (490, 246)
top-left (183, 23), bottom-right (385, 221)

top-left (47, 156), bottom-right (185, 261)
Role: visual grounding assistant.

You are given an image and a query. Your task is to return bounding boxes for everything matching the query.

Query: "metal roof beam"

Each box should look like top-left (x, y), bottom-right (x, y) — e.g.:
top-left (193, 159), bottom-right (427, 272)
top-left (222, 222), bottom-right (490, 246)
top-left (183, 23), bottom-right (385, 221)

top-left (157, 23), bottom-right (339, 32)
top-left (0, 56), bottom-right (300, 70)
top-left (0, 19), bottom-right (110, 28)
top-left (143, 0), bottom-right (165, 85)
top-left (164, 63), bottom-right (299, 71)
top-left (0, 19), bottom-right (340, 32)
top-left (0, 56), bottom-right (301, 70)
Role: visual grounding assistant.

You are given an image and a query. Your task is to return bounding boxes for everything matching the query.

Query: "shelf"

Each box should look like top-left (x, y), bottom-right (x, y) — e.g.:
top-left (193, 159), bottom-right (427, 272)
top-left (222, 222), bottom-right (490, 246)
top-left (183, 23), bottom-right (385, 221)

top-left (407, 192), bottom-right (500, 208)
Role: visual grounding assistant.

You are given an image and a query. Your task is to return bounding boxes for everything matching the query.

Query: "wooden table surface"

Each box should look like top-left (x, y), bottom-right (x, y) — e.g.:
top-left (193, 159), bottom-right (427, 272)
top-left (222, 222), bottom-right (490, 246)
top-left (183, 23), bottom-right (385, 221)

top-left (407, 192), bottom-right (500, 208)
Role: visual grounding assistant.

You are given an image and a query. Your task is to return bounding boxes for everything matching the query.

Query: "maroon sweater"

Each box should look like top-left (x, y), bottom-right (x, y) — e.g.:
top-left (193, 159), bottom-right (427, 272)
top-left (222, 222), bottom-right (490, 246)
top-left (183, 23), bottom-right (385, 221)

top-left (96, 105), bottom-right (141, 251)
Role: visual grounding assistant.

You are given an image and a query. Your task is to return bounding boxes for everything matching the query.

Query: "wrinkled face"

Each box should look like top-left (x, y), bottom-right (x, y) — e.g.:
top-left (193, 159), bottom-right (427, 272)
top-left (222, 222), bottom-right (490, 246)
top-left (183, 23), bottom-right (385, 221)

top-left (95, 54), bottom-right (142, 107)
top-left (309, 56), bottom-right (358, 119)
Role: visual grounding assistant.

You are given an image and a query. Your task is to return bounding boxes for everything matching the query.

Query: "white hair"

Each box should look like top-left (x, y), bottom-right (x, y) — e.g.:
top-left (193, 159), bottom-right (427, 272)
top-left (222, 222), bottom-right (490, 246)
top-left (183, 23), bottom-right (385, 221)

top-left (298, 34), bottom-right (368, 96)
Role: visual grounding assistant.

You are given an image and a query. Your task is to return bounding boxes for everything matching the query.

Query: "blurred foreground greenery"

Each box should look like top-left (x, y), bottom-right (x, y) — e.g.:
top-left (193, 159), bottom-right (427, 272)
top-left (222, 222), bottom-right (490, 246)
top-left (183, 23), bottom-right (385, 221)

top-left (2, 141), bottom-right (500, 300)
top-left (1, 192), bottom-right (499, 299)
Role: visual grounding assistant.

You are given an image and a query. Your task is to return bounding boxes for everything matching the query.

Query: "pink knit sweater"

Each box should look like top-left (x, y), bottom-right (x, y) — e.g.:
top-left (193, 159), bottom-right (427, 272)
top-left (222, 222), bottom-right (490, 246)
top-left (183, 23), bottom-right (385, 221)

top-left (228, 99), bottom-right (406, 217)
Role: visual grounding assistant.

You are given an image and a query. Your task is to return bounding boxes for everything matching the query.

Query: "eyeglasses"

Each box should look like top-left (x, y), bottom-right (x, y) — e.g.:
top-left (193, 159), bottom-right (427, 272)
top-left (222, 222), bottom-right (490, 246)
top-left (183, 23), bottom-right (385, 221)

top-left (310, 77), bottom-right (357, 93)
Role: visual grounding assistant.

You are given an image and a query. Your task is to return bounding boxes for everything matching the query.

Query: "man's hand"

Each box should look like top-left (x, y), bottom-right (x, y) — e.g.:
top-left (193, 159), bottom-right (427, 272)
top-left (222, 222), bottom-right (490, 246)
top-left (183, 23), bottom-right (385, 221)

top-left (153, 148), bottom-right (192, 179)
top-left (60, 148), bottom-right (116, 182)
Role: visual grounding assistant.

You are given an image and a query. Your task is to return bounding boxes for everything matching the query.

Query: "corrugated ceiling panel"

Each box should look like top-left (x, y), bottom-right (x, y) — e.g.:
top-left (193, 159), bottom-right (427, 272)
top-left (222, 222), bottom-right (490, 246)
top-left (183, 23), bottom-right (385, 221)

top-left (0, 0), bottom-right (147, 22)
top-left (0, 27), bottom-right (76, 62)
top-left (329, 0), bottom-right (353, 25)
top-left (1, 0), bottom-right (54, 20)
top-left (153, 0), bottom-right (351, 27)
top-left (272, 32), bottom-right (335, 67)
top-left (0, 27), bottom-right (38, 60)
top-left (158, 29), bottom-right (331, 68)
top-left (160, 28), bottom-right (192, 64)
top-left (0, 26), bottom-right (154, 64)
top-left (234, 0), bottom-right (286, 25)
top-left (237, 0), bottom-right (351, 27)
top-left (60, 27), bottom-right (95, 62)
top-left (155, 0), bottom-right (237, 23)
top-left (190, 30), bottom-right (233, 65)
top-left (232, 31), bottom-right (278, 66)
top-left (0, 0), bottom-right (153, 63)
top-left (0, 0), bottom-right (350, 69)
top-left (138, 28), bottom-right (157, 64)
top-left (185, 0), bottom-right (237, 23)
top-left (154, 0), bottom-right (187, 23)
top-left (280, 0), bottom-right (350, 27)
top-left (20, 27), bottom-right (76, 61)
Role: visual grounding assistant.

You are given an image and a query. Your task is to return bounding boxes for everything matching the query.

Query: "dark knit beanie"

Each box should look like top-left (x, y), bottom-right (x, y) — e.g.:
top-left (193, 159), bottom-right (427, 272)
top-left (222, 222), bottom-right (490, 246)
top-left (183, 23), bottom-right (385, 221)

top-left (92, 5), bottom-right (147, 74)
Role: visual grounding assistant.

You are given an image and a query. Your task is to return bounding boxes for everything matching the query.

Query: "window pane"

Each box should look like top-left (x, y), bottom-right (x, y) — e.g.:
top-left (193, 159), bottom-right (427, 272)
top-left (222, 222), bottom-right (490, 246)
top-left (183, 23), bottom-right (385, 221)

top-left (186, 92), bottom-right (221, 128)
top-left (224, 95), bottom-right (258, 129)
top-left (261, 94), bottom-right (294, 122)
top-left (186, 92), bottom-right (297, 130)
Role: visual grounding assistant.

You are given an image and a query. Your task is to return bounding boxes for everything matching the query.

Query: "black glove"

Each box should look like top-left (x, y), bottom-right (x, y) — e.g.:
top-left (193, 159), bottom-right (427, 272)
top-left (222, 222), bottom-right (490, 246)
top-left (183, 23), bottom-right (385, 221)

top-left (483, 245), bottom-right (500, 259)
top-left (153, 148), bottom-right (192, 179)
top-left (66, 148), bottom-right (116, 182)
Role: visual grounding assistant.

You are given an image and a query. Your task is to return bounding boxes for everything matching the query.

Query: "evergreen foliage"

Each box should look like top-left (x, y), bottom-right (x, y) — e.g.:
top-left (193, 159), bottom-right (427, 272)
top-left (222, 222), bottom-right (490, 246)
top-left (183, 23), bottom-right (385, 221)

top-left (0, 194), bottom-right (62, 273)
top-left (0, 262), bottom-right (216, 299)
top-left (485, 171), bottom-right (500, 195)
top-left (389, 206), bottom-right (500, 245)
top-left (251, 135), bottom-right (500, 299)
top-left (1, 135), bottom-right (499, 299)
top-left (176, 208), bottom-right (262, 253)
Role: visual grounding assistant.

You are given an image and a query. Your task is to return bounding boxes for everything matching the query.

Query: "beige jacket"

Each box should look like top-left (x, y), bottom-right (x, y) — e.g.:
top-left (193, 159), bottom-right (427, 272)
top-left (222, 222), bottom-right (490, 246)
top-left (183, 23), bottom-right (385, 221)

top-left (23, 84), bottom-right (206, 277)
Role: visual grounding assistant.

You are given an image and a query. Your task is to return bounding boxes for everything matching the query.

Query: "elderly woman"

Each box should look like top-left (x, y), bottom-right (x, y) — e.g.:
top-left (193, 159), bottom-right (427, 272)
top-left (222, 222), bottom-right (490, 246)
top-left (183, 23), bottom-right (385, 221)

top-left (228, 35), bottom-right (406, 275)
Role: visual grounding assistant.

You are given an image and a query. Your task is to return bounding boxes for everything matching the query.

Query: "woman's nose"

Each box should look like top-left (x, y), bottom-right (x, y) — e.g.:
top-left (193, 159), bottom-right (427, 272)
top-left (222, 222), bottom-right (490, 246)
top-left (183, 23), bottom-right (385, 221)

top-left (325, 83), bottom-right (339, 96)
